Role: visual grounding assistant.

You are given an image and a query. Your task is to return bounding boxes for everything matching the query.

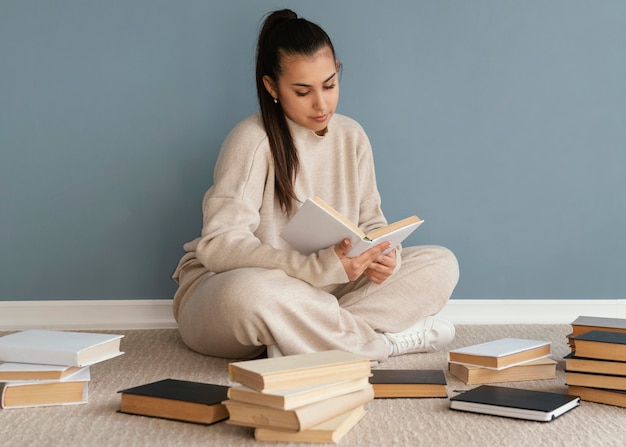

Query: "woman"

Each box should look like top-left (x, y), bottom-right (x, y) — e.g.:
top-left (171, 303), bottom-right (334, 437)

top-left (172, 9), bottom-right (459, 362)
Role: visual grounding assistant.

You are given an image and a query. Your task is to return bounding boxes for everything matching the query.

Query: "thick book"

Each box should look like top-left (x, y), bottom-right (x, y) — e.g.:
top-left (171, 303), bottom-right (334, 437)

top-left (368, 369), bottom-right (447, 398)
top-left (1, 367), bottom-right (90, 409)
top-left (448, 357), bottom-right (557, 385)
top-left (0, 362), bottom-right (85, 381)
top-left (448, 338), bottom-right (551, 370)
top-left (449, 385), bottom-right (580, 422)
top-left (565, 371), bottom-right (626, 391)
top-left (280, 196), bottom-right (423, 257)
top-left (564, 353), bottom-right (626, 376)
top-left (118, 379), bottom-right (230, 425)
top-left (225, 385), bottom-right (374, 431)
top-left (0, 329), bottom-right (124, 367)
top-left (254, 405), bottom-right (366, 444)
top-left (572, 330), bottom-right (626, 362)
top-left (228, 350), bottom-right (371, 392)
top-left (571, 316), bottom-right (626, 336)
top-left (567, 385), bottom-right (626, 408)
top-left (227, 376), bottom-right (370, 410)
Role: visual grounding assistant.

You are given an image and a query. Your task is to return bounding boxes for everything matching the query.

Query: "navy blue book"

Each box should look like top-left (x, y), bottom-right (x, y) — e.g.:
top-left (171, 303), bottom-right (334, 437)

top-left (450, 385), bottom-right (580, 422)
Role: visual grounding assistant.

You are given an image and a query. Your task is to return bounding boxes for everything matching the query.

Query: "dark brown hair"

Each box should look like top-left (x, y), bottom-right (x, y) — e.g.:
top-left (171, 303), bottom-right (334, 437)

top-left (256, 9), bottom-right (337, 214)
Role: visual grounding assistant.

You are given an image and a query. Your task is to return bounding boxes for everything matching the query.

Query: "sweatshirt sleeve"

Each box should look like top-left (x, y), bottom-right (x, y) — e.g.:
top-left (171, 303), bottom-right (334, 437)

top-left (184, 118), bottom-right (349, 288)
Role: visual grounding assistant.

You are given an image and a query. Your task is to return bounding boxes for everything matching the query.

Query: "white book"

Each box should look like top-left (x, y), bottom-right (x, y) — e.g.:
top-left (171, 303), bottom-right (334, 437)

top-left (0, 330), bottom-right (124, 367)
top-left (1, 367), bottom-right (90, 409)
top-left (448, 338), bottom-right (551, 370)
top-left (0, 362), bottom-right (87, 381)
top-left (280, 197), bottom-right (423, 257)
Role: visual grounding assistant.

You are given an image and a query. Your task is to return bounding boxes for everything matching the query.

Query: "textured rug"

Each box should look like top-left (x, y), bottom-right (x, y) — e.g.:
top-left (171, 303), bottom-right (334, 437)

top-left (2, 325), bottom-right (626, 446)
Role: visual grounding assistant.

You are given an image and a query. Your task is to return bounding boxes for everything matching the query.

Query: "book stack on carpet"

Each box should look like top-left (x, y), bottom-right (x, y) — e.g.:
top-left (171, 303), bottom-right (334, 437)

top-left (565, 316), bottom-right (626, 408)
top-left (224, 350), bottom-right (374, 444)
top-left (0, 329), bottom-right (124, 409)
top-left (447, 338), bottom-right (556, 384)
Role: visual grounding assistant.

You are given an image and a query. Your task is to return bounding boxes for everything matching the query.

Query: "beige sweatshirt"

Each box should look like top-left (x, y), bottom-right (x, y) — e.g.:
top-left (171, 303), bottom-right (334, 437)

top-left (172, 113), bottom-right (388, 315)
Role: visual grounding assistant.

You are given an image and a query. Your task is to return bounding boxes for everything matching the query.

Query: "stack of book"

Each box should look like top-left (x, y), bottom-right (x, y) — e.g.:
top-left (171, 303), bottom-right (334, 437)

top-left (224, 350), bottom-right (374, 444)
top-left (447, 338), bottom-right (556, 384)
top-left (0, 329), bottom-right (124, 409)
top-left (565, 316), bottom-right (626, 408)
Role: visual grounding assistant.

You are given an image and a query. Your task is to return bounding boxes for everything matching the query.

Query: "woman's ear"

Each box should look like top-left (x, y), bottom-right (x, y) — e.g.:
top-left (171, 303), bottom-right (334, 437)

top-left (262, 75), bottom-right (278, 101)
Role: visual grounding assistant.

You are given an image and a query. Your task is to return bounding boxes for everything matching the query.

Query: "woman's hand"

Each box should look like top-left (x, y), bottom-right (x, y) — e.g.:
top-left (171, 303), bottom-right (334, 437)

top-left (334, 239), bottom-right (393, 283)
top-left (363, 249), bottom-right (396, 284)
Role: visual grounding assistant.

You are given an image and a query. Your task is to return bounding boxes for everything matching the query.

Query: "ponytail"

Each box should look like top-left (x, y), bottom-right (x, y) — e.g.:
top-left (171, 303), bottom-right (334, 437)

top-left (256, 9), bottom-right (336, 215)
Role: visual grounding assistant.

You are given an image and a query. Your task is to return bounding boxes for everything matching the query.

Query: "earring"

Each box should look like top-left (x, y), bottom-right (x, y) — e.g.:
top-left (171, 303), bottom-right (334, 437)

top-left (273, 97), bottom-right (278, 104)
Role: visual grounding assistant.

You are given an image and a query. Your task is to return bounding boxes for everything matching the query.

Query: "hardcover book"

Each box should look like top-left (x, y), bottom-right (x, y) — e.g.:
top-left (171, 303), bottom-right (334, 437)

top-left (1, 367), bottom-right (90, 409)
top-left (448, 338), bottom-right (551, 370)
top-left (564, 371), bottom-right (626, 391)
top-left (280, 196), bottom-right (422, 257)
top-left (0, 362), bottom-right (86, 381)
top-left (448, 357), bottom-right (557, 385)
top-left (564, 353), bottom-right (626, 376)
top-left (118, 379), bottom-right (230, 425)
top-left (571, 316), bottom-right (626, 336)
top-left (254, 405), bottom-right (367, 444)
top-left (225, 385), bottom-right (374, 431)
top-left (449, 385), bottom-right (580, 422)
top-left (571, 330), bottom-right (626, 361)
top-left (0, 330), bottom-right (124, 367)
top-left (368, 369), bottom-right (447, 398)
top-left (228, 350), bottom-right (371, 392)
top-left (227, 376), bottom-right (371, 410)
top-left (567, 385), bottom-right (626, 408)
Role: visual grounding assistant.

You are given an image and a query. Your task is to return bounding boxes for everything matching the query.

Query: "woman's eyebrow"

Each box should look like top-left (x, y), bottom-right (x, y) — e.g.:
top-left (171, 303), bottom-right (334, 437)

top-left (291, 72), bottom-right (337, 88)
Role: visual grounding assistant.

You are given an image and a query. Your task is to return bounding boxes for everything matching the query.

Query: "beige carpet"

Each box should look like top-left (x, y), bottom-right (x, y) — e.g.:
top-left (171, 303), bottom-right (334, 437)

top-left (2, 325), bottom-right (626, 446)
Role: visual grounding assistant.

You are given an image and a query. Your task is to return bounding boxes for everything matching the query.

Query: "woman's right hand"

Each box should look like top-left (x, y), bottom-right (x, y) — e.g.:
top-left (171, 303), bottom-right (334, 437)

top-left (334, 238), bottom-right (391, 282)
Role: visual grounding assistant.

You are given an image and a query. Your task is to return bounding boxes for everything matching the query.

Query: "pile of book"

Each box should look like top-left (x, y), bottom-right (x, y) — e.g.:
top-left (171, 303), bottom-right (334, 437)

top-left (0, 329), bottom-right (123, 409)
top-left (565, 315), bottom-right (626, 408)
top-left (223, 350), bottom-right (374, 444)
top-left (447, 338), bottom-right (556, 384)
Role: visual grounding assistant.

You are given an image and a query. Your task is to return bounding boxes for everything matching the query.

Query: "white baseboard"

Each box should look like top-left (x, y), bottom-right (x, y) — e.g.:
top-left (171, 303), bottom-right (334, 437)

top-left (1, 299), bottom-right (625, 331)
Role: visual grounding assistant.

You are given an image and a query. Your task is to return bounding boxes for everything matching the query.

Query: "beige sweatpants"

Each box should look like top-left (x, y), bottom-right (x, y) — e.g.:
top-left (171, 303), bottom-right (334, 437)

top-left (175, 245), bottom-right (459, 362)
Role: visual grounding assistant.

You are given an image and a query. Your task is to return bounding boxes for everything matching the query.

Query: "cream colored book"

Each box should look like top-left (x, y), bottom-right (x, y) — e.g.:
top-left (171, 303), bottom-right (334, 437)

top-left (280, 196), bottom-right (422, 257)
top-left (228, 350), bottom-right (371, 392)
top-left (0, 363), bottom-right (85, 381)
top-left (1, 367), bottom-right (90, 409)
top-left (0, 330), bottom-right (124, 367)
top-left (225, 386), bottom-right (374, 432)
top-left (254, 405), bottom-right (366, 444)
top-left (448, 357), bottom-right (557, 384)
top-left (448, 338), bottom-right (551, 370)
top-left (227, 376), bottom-right (370, 410)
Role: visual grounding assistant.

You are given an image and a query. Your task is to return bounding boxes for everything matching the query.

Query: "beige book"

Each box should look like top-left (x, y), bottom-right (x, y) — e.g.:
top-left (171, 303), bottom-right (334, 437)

top-left (228, 349), bottom-right (371, 392)
top-left (225, 385), bottom-right (374, 432)
top-left (254, 405), bottom-right (366, 444)
top-left (449, 357), bottom-right (557, 384)
top-left (448, 338), bottom-right (551, 370)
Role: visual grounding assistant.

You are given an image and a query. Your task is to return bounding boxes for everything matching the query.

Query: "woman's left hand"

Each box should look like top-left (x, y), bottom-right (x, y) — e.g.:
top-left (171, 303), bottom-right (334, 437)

top-left (364, 249), bottom-right (396, 284)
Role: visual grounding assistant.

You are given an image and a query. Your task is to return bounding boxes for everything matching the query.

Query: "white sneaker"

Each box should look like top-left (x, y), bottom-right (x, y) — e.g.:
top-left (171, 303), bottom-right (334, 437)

top-left (381, 316), bottom-right (455, 356)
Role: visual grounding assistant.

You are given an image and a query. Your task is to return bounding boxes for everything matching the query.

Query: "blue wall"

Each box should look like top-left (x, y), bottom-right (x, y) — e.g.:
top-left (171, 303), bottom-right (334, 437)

top-left (1, 1), bottom-right (625, 301)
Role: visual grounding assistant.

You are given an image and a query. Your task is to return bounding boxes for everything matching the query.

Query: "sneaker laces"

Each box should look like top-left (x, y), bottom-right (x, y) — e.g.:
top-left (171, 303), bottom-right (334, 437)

top-left (387, 317), bottom-right (437, 355)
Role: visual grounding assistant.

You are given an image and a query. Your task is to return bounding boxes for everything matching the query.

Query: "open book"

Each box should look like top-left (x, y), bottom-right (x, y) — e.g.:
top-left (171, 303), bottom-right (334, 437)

top-left (280, 197), bottom-right (423, 257)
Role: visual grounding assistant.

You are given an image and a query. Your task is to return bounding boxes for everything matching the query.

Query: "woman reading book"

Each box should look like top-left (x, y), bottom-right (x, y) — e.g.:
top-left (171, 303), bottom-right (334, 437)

top-left (172, 9), bottom-right (459, 362)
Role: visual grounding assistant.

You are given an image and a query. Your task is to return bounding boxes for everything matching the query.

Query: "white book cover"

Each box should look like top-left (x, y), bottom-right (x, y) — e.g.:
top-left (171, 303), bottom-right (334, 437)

top-left (449, 338), bottom-right (550, 358)
top-left (0, 330), bottom-right (124, 367)
top-left (0, 363), bottom-right (87, 382)
top-left (280, 197), bottom-right (422, 257)
top-left (1, 367), bottom-right (90, 409)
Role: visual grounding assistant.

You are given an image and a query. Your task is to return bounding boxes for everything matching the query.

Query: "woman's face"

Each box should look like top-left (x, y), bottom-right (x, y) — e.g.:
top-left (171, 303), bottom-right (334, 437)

top-left (264, 47), bottom-right (340, 135)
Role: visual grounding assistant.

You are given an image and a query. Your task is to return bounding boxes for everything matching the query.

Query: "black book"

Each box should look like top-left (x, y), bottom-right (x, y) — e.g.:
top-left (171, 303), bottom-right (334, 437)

top-left (572, 330), bottom-right (626, 361)
top-left (118, 379), bottom-right (230, 425)
top-left (450, 385), bottom-right (580, 422)
top-left (369, 369), bottom-right (447, 398)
